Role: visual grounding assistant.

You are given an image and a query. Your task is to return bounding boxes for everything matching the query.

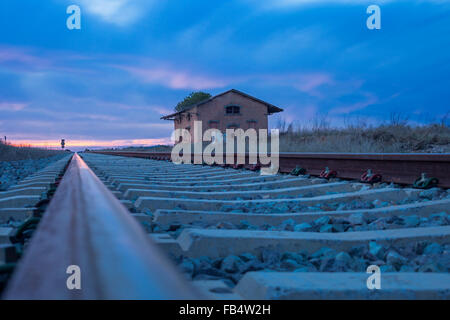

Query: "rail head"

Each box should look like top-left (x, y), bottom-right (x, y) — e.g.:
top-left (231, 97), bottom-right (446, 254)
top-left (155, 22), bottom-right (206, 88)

top-left (3, 153), bottom-right (197, 300)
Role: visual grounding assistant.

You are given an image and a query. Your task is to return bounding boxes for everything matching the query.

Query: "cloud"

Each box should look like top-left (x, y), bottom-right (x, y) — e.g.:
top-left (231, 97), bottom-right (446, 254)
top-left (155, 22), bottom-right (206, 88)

top-left (0, 47), bottom-right (51, 71)
top-left (117, 65), bottom-right (229, 90)
top-left (251, 72), bottom-right (334, 97)
top-left (152, 107), bottom-right (174, 116)
top-left (77, 0), bottom-right (156, 26)
top-left (330, 93), bottom-right (378, 114)
top-left (0, 46), bottom-right (97, 78)
top-left (246, 0), bottom-right (393, 10)
top-left (0, 102), bottom-right (28, 111)
top-left (245, 0), bottom-right (448, 10)
top-left (0, 47), bottom-right (43, 65)
top-left (271, 103), bottom-right (318, 125)
top-left (293, 73), bottom-right (334, 95)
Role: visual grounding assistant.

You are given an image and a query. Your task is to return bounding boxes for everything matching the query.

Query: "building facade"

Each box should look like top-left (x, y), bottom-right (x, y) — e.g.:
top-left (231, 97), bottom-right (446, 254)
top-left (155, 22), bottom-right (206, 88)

top-left (161, 89), bottom-right (283, 140)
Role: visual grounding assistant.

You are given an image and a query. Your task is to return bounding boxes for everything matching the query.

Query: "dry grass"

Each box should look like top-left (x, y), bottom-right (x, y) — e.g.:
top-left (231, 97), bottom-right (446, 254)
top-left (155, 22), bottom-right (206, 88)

top-left (97, 145), bottom-right (173, 152)
top-left (277, 116), bottom-right (450, 153)
top-left (0, 142), bottom-right (66, 161)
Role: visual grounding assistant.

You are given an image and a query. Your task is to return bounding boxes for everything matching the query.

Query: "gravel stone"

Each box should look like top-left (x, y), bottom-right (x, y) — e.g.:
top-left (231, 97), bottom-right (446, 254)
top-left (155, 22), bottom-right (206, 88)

top-left (311, 247), bottom-right (337, 259)
top-left (281, 259), bottom-right (299, 270)
top-left (369, 241), bottom-right (385, 259)
top-left (221, 255), bottom-right (243, 273)
top-left (335, 252), bottom-right (352, 266)
top-left (294, 223), bottom-right (312, 232)
top-left (239, 253), bottom-right (257, 262)
top-left (423, 243), bottom-right (443, 255)
top-left (319, 224), bottom-right (335, 233)
top-left (314, 216), bottom-right (331, 226)
top-left (281, 252), bottom-right (304, 264)
top-left (386, 250), bottom-right (408, 268)
top-left (261, 249), bottom-right (281, 264)
top-left (0, 154), bottom-right (67, 191)
top-left (348, 213), bottom-right (365, 225)
top-left (401, 215), bottom-right (420, 227)
top-left (419, 188), bottom-right (441, 200)
top-left (380, 265), bottom-right (396, 272)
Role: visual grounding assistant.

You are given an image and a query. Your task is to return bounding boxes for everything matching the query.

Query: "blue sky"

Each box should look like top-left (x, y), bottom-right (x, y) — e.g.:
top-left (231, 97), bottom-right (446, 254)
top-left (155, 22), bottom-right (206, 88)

top-left (0, 0), bottom-right (449, 150)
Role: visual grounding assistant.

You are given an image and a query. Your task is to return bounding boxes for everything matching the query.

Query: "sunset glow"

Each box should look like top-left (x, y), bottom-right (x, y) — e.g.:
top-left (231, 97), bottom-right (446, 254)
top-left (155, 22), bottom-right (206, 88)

top-left (9, 138), bottom-right (172, 151)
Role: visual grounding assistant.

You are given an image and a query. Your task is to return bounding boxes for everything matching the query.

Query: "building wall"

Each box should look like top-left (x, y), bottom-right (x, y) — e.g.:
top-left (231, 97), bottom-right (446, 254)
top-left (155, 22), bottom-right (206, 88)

top-left (174, 106), bottom-right (198, 140)
top-left (173, 91), bottom-right (270, 141)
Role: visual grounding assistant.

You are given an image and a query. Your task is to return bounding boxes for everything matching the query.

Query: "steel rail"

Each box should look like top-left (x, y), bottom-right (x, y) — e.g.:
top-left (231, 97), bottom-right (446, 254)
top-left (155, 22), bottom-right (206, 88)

top-left (89, 151), bottom-right (450, 188)
top-left (3, 153), bottom-right (197, 300)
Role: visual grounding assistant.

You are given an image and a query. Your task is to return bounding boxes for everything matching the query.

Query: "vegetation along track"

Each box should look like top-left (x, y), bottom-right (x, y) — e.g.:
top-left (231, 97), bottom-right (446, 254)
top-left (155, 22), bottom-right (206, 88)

top-left (1, 152), bottom-right (450, 299)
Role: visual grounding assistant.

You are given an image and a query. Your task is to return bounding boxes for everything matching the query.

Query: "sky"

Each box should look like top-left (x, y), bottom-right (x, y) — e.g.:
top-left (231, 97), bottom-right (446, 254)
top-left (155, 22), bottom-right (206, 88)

top-left (0, 0), bottom-right (449, 151)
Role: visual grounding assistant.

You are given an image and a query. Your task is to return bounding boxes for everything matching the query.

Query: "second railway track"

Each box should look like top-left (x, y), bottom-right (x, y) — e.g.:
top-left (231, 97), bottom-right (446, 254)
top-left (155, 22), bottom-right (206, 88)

top-left (2, 152), bottom-right (450, 299)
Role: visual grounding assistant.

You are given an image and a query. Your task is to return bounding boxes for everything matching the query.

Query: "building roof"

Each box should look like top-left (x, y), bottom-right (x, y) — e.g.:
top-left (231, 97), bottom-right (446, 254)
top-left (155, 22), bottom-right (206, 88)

top-left (161, 89), bottom-right (284, 120)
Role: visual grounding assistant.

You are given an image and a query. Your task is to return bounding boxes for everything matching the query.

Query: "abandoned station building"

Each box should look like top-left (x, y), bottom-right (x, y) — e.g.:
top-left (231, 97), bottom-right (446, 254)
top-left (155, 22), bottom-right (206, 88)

top-left (161, 89), bottom-right (284, 139)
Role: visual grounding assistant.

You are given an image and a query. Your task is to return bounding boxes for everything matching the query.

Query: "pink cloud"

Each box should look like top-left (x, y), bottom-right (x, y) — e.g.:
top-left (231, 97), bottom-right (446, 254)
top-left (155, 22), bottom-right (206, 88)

top-left (254, 72), bottom-right (334, 97)
top-left (330, 94), bottom-right (378, 115)
top-left (0, 47), bottom-right (49, 68)
top-left (152, 106), bottom-right (174, 115)
top-left (293, 73), bottom-right (334, 94)
top-left (0, 102), bottom-right (28, 111)
top-left (117, 65), bottom-right (228, 90)
top-left (0, 46), bottom-right (97, 77)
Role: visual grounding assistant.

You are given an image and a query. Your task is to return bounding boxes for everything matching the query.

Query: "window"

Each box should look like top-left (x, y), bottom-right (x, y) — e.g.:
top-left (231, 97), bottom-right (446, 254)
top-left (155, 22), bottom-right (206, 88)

top-left (227, 123), bottom-right (240, 129)
top-left (247, 119), bottom-right (257, 129)
top-left (225, 105), bottom-right (240, 114)
top-left (209, 120), bottom-right (219, 129)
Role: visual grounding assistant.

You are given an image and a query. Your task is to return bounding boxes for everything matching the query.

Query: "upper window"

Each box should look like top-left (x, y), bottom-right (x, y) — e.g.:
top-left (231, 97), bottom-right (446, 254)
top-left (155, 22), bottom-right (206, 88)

top-left (225, 105), bottom-right (240, 114)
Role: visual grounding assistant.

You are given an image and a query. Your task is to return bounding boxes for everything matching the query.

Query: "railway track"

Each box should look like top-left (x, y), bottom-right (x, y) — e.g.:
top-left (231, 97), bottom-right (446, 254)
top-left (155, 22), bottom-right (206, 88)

top-left (1, 152), bottom-right (449, 299)
top-left (94, 151), bottom-right (450, 188)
